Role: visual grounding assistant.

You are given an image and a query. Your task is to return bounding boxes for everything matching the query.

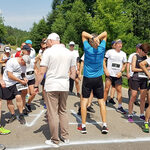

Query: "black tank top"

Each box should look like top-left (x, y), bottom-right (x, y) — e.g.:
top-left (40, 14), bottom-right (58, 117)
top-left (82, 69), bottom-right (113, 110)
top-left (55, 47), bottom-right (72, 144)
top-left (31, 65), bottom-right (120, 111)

top-left (132, 54), bottom-right (147, 80)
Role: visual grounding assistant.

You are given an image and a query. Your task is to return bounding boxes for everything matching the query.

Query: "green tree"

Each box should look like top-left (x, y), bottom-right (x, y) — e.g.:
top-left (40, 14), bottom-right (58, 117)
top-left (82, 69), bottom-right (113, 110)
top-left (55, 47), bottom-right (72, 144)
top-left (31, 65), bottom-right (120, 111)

top-left (124, 0), bottom-right (150, 42)
top-left (30, 18), bottom-right (48, 51)
top-left (0, 16), bottom-right (6, 43)
top-left (92, 0), bottom-right (139, 55)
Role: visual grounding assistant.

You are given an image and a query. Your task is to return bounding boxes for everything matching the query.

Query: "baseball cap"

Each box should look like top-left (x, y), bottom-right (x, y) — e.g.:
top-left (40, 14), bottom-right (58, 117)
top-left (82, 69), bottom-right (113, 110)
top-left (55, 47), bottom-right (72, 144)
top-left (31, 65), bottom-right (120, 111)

top-left (47, 33), bottom-right (60, 41)
top-left (4, 46), bottom-right (11, 53)
top-left (22, 45), bottom-right (31, 51)
top-left (115, 39), bottom-right (122, 43)
top-left (25, 40), bottom-right (32, 45)
top-left (16, 47), bottom-right (21, 51)
top-left (136, 43), bottom-right (142, 49)
top-left (69, 41), bottom-right (75, 46)
top-left (22, 55), bottom-right (31, 65)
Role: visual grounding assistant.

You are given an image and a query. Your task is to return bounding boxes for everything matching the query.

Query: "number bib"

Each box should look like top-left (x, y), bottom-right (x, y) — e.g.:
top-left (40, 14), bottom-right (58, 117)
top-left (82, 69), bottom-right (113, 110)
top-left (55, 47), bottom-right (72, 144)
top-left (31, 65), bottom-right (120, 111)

top-left (138, 72), bottom-right (148, 78)
top-left (16, 83), bottom-right (28, 91)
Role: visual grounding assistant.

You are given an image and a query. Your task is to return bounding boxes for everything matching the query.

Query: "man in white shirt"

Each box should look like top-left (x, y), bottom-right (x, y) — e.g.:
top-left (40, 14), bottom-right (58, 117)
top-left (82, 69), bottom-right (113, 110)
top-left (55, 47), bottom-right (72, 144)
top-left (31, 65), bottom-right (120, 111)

top-left (68, 41), bottom-right (80, 97)
top-left (0, 55), bottom-right (30, 125)
top-left (103, 39), bottom-right (127, 114)
top-left (34, 33), bottom-right (76, 147)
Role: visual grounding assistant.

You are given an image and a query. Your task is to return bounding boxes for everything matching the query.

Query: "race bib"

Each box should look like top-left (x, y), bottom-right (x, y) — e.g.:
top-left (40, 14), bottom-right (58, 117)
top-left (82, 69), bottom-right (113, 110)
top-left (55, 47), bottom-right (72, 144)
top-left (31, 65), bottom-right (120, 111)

top-left (16, 83), bottom-right (28, 91)
top-left (112, 63), bottom-right (120, 69)
top-left (138, 72), bottom-right (148, 78)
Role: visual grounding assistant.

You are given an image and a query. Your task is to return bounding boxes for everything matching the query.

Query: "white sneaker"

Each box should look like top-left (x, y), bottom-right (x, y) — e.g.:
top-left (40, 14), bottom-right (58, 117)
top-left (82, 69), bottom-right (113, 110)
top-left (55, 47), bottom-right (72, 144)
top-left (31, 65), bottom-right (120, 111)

top-left (45, 140), bottom-right (59, 148)
top-left (59, 139), bottom-right (70, 146)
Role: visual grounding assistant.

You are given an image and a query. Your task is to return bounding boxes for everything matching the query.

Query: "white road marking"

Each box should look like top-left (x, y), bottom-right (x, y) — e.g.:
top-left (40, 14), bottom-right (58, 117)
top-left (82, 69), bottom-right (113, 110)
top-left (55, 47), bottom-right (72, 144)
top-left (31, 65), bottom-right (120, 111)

top-left (7, 137), bottom-right (150, 150)
top-left (26, 110), bottom-right (45, 127)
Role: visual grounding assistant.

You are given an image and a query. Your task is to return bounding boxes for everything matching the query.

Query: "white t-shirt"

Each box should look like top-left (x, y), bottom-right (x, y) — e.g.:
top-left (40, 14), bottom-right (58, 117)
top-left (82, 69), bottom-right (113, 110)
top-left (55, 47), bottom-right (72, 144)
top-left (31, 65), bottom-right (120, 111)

top-left (40, 44), bottom-right (76, 92)
top-left (105, 49), bottom-right (127, 77)
top-left (25, 59), bottom-right (35, 80)
top-left (146, 58), bottom-right (150, 65)
top-left (30, 48), bottom-right (36, 60)
top-left (70, 50), bottom-right (79, 70)
top-left (81, 54), bottom-right (84, 61)
top-left (3, 58), bottom-right (26, 87)
top-left (128, 52), bottom-right (136, 77)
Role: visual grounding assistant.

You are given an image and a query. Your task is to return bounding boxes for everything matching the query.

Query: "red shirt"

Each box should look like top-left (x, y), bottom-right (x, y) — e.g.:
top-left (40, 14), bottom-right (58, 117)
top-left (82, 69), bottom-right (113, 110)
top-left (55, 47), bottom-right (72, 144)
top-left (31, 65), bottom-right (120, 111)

top-left (15, 51), bottom-right (22, 57)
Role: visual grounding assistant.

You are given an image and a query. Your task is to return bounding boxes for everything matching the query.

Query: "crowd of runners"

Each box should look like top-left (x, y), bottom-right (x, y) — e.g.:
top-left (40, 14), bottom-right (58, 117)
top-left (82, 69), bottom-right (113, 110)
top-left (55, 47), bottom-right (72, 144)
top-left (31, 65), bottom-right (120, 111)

top-left (0, 31), bottom-right (150, 147)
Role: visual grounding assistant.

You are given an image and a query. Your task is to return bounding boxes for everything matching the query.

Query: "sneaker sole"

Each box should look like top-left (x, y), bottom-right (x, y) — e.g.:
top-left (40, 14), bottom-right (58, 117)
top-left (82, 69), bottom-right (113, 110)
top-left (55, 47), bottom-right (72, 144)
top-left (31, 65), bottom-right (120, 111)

top-left (102, 130), bottom-right (108, 134)
top-left (0, 132), bottom-right (11, 135)
top-left (116, 109), bottom-right (126, 114)
top-left (81, 131), bottom-right (87, 134)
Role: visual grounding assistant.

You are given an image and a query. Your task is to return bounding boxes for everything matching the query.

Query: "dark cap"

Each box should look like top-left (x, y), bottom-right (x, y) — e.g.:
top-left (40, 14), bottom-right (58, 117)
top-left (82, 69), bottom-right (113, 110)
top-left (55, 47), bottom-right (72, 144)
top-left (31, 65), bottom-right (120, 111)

top-left (22, 45), bottom-right (31, 51)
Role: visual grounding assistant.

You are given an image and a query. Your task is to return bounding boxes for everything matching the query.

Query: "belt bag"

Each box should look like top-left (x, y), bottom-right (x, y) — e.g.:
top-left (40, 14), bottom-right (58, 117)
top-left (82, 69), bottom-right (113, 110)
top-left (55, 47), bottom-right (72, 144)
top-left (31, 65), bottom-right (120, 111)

top-left (26, 71), bottom-right (34, 75)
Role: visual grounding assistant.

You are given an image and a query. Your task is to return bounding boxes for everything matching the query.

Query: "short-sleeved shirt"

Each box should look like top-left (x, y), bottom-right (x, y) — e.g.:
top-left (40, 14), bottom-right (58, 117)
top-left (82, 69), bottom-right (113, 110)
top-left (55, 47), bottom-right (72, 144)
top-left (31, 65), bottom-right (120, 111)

top-left (40, 44), bottom-right (76, 92)
top-left (70, 50), bottom-right (79, 70)
top-left (128, 53), bottom-right (136, 77)
top-left (83, 40), bottom-right (106, 78)
top-left (25, 59), bottom-right (35, 81)
top-left (105, 49), bottom-right (127, 77)
top-left (146, 58), bottom-right (150, 65)
top-left (3, 58), bottom-right (26, 87)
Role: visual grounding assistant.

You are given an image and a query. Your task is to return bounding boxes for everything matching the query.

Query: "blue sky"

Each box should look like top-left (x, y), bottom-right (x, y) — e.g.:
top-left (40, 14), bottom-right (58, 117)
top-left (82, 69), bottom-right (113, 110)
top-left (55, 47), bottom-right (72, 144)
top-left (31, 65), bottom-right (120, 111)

top-left (0, 0), bottom-right (53, 31)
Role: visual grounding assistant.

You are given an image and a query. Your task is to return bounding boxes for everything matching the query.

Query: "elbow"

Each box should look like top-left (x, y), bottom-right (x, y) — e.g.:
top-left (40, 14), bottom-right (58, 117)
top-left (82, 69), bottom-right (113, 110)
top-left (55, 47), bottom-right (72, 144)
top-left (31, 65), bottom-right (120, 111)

top-left (139, 62), bottom-right (144, 68)
top-left (82, 31), bottom-right (86, 37)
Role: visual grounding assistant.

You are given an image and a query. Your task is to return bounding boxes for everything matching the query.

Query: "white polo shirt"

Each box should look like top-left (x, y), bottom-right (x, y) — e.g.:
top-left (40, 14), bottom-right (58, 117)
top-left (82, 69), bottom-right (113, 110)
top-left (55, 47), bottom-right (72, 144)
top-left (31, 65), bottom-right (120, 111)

top-left (40, 44), bottom-right (76, 92)
top-left (105, 49), bottom-right (127, 77)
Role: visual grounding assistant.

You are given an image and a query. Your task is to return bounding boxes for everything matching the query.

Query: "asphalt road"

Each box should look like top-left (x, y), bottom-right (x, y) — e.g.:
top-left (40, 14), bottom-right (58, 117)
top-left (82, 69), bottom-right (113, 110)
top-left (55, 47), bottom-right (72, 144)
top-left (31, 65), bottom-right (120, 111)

top-left (0, 46), bottom-right (150, 150)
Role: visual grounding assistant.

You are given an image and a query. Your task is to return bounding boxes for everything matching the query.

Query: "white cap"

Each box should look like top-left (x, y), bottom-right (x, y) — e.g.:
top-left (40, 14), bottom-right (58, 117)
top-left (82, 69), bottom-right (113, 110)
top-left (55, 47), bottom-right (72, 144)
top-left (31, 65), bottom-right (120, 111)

top-left (47, 33), bottom-right (60, 41)
top-left (16, 47), bottom-right (21, 51)
top-left (69, 41), bottom-right (75, 46)
top-left (4, 46), bottom-right (11, 53)
top-left (22, 55), bottom-right (31, 66)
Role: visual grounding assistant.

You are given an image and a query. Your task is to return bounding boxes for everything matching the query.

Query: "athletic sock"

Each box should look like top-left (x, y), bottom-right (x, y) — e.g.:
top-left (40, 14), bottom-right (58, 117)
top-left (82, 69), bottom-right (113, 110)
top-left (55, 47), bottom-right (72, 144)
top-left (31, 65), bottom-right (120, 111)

top-left (118, 104), bottom-right (122, 108)
top-left (102, 122), bottom-right (107, 127)
top-left (140, 114), bottom-right (144, 117)
top-left (82, 124), bottom-right (86, 128)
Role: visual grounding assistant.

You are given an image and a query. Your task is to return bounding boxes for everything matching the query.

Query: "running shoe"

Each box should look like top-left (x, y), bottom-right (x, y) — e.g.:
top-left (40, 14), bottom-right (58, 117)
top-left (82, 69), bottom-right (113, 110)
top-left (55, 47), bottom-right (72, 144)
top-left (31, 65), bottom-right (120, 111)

top-left (7, 114), bottom-right (16, 123)
top-left (77, 125), bottom-right (87, 134)
top-left (140, 115), bottom-right (145, 121)
top-left (59, 139), bottom-right (70, 145)
top-left (25, 103), bottom-right (32, 112)
top-left (108, 98), bottom-right (116, 105)
top-left (23, 109), bottom-right (28, 116)
top-left (0, 127), bottom-right (11, 135)
top-left (142, 123), bottom-right (149, 133)
top-left (117, 107), bottom-right (126, 114)
top-left (87, 106), bottom-right (95, 113)
top-left (18, 114), bottom-right (26, 125)
top-left (128, 116), bottom-right (134, 123)
top-left (45, 140), bottom-right (59, 147)
top-left (68, 91), bottom-right (76, 96)
top-left (0, 144), bottom-right (6, 150)
top-left (101, 126), bottom-right (109, 134)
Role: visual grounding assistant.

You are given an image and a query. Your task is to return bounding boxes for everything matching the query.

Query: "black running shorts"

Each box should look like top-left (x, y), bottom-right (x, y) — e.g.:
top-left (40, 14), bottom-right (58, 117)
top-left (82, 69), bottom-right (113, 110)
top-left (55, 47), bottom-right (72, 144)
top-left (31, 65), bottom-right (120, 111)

top-left (0, 84), bottom-right (21, 100)
top-left (131, 78), bottom-right (147, 91)
top-left (106, 76), bottom-right (122, 86)
top-left (82, 76), bottom-right (104, 99)
top-left (28, 78), bottom-right (35, 86)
